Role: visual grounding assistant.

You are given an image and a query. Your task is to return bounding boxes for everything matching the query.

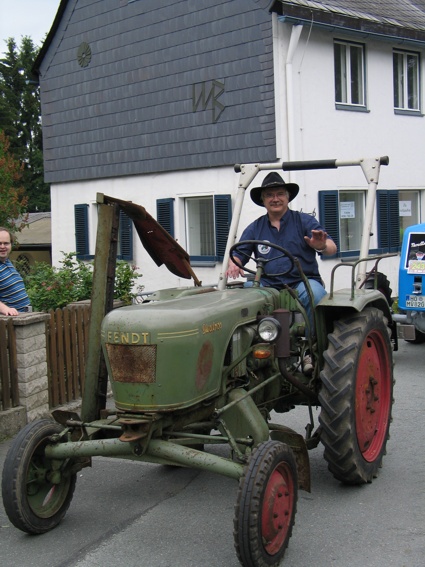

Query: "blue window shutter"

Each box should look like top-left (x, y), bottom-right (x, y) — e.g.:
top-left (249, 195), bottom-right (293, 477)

top-left (214, 194), bottom-right (232, 261)
top-left (318, 191), bottom-right (340, 254)
top-left (388, 192), bottom-right (401, 251)
top-left (74, 204), bottom-right (89, 259)
top-left (119, 210), bottom-right (133, 261)
top-left (377, 190), bottom-right (400, 252)
top-left (157, 198), bottom-right (174, 238)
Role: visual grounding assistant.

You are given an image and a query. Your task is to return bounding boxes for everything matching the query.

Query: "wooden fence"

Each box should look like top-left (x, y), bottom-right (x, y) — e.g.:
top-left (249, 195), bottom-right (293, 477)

top-left (46, 304), bottom-right (91, 408)
top-left (0, 318), bottom-right (19, 411)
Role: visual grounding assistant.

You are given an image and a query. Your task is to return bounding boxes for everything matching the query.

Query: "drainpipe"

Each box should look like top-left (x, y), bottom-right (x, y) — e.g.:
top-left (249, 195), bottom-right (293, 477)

top-left (285, 25), bottom-right (303, 176)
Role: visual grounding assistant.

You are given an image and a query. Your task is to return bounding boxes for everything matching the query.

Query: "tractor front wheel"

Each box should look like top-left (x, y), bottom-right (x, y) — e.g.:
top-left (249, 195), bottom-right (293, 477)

top-left (234, 440), bottom-right (298, 567)
top-left (319, 307), bottom-right (394, 484)
top-left (2, 419), bottom-right (77, 534)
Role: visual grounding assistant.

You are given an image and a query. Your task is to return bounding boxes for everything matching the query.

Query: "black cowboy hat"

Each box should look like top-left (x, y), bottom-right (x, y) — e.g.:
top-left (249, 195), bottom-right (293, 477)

top-left (250, 172), bottom-right (299, 207)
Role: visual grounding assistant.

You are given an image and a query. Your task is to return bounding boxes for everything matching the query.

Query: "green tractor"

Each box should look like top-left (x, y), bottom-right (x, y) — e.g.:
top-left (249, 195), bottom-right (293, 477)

top-left (2, 157), bottom-right (396, 567)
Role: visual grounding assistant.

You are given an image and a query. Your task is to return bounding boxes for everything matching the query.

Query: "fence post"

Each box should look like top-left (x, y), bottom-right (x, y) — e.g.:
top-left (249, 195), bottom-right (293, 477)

top-left (0, 313), bottom-right (50, 439)
top-left (11, 313), bottom-right (51, 422)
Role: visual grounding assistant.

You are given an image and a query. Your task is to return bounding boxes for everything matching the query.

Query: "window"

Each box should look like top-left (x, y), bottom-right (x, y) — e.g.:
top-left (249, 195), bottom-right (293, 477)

top-left (74, 204), bottom-right (133, 260)
top-left (334, 40), bottom-right (366, 109)
top-left (156, 195), bottom-right (232, 263)
top-left (398, 191), bottom-right (421, 240)
top-left (339, 192), bottom-right (364, 252)
top-left (393, 50), bottom-right (420, 113)
top-left (319, 190), bottom-right (401, 257)
top-left (186, 197), bottom-right (215, 257)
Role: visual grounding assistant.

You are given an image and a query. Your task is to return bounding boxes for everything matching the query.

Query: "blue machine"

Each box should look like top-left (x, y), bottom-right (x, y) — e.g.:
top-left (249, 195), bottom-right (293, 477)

top-left (397, 223), bottom-right (425, 342)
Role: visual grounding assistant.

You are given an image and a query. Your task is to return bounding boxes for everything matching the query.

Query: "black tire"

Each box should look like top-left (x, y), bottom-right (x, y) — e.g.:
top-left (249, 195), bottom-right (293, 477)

top-left (364, 272), bottom-right (393, 306)
top-left (2, 419), bottom-right (77, 534)
top-left (234, 441), bottom-right (298, 567)
top-left (318, 307), bottom-right (394, 485)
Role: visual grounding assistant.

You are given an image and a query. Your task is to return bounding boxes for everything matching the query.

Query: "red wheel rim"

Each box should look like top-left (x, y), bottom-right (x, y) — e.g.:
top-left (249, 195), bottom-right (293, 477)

top-left (355, 330), bottom-right (391, 462)
top-left (261, 462), bottom-right (295, 555)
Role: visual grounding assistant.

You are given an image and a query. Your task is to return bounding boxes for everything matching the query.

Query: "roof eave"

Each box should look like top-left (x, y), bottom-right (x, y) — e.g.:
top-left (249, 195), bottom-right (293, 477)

top-left (273, 4), bottom-right (425, 46)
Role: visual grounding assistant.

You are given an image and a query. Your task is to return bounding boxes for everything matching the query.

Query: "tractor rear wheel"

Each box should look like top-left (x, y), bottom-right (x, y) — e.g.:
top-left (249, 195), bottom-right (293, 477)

top-left (2, 419), bottom-right (77, 534)
top-left (363, 272), bottom-right (393, 306)
top-left (234, 440), bottom-right (297, 567)
top-left (319, 307), bottom-right (394, 484)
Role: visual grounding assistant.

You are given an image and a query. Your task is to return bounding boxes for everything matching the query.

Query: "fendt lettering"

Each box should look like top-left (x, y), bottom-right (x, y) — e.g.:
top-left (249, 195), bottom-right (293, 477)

top-left (106, 331), bottom-right (150, 344)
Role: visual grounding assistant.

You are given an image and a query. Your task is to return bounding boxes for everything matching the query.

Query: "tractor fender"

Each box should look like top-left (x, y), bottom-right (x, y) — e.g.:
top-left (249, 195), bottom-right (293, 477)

top-left (269, 425), bottom-right (311, 493)
top-left (317, 288), bottom-right (393, 323)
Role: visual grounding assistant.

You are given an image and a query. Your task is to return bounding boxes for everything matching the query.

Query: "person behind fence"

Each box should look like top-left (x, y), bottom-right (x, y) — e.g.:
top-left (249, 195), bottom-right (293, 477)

top-left (0, 227), bottom-right (32, 316)
top-left (226, 172), bottom-right (337, 337)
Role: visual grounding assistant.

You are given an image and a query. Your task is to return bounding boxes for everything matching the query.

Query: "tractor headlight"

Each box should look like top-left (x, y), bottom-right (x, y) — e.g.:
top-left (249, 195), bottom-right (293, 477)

top-left (257, 317), bottom-right (281, 342)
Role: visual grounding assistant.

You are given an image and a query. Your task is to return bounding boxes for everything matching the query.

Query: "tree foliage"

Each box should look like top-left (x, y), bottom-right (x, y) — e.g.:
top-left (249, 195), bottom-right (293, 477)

top-left (0, 37), bottom-right (49, 212)
top-left (0, 130), bottom-right (28, 233)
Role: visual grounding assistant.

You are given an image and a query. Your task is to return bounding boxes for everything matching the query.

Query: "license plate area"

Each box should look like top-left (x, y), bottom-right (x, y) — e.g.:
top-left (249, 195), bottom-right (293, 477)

top-left (405, 295), bottom-right (425, 308)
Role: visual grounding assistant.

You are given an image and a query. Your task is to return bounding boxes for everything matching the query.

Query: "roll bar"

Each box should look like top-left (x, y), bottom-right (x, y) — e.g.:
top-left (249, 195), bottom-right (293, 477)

top-left (217, 156), bottom-right (389, 291)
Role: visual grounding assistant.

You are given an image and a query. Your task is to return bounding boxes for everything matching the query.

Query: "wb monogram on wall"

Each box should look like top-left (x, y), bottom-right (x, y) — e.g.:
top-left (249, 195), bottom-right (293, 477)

top-left (192, 80), bottom-right (225, 123)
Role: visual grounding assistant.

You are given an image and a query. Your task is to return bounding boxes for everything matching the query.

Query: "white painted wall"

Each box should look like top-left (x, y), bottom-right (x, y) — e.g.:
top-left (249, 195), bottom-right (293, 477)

top-left (51, 19), bottom-right (425, 299)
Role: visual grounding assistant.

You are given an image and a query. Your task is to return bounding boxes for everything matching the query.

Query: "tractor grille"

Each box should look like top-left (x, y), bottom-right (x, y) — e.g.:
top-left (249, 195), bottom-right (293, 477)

top-left (105, 344), bottom-right (157, 383)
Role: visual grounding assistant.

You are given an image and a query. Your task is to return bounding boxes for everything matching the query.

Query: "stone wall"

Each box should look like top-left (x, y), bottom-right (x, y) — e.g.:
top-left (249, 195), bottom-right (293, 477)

top-left (0, 312), bottom-right (51, 440)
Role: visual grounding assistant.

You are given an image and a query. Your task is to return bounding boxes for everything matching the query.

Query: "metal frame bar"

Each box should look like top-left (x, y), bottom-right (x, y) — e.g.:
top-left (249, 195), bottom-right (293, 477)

top-left (217, 156), bottom-right (389, 291)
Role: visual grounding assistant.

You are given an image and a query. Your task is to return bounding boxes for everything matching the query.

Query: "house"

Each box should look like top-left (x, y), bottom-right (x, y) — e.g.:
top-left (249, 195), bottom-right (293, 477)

top-left (33, 0), bottom-right (425, 295)
top-left (9, 213), bottom-right (52, 271)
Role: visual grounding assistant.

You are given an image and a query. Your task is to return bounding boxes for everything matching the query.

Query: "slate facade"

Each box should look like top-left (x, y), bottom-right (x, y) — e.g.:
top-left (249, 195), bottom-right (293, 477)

top-left (35, 0), bottom-right (277, 183)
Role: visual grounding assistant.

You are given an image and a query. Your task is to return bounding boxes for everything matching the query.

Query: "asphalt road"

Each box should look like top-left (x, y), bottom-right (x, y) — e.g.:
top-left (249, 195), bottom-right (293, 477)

top-left (1, 339), bottom-right (424, 567)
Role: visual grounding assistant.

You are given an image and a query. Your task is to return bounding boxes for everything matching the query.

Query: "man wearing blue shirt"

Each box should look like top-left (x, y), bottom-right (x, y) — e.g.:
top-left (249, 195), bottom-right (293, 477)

top-left (226, 172), bottom-right (337, 334)
top-left (0, 227), bottom-right (31, 316)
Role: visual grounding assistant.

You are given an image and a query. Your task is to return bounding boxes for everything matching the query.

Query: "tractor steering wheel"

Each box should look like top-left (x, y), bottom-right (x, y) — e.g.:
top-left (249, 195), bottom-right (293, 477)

top-left (229, 240), bottom-right (296, 278)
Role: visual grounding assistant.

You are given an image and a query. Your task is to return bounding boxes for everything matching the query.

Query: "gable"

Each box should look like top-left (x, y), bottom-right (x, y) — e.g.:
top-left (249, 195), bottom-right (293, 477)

top-left (35, 0), bottom-right (277, 183)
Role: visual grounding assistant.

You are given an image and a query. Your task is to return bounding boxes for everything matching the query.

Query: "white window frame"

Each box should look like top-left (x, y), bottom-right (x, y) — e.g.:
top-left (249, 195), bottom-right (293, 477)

top-left (339, 191), bottom-right (365, 253)
top-left (393, 50), bottom-right (421, 113)
top-left (334, 40), bottom-right (366, 109)
top-left (399, 190), bottom-right (421, 239)
top-left (185, 195), bottom-right (216, 258)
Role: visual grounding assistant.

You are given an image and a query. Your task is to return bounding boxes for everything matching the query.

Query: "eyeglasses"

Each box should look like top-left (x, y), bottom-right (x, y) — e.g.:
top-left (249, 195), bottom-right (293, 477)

top-left (262, 191), bottom-right (288, 200)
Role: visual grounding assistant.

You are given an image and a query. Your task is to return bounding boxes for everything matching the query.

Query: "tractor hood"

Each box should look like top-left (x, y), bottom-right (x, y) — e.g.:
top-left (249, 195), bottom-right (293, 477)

top-left (101, 286), bottom-right (279, 411)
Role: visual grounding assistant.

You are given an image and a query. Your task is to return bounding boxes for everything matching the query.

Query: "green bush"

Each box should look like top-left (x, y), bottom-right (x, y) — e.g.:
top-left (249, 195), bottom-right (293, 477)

top-left (22, 252), bottom-right (143, 312)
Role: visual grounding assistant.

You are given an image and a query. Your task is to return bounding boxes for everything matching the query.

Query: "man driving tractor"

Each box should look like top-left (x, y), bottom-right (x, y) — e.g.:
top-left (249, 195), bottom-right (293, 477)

top-left (226, 172), bottom-right (337, 337)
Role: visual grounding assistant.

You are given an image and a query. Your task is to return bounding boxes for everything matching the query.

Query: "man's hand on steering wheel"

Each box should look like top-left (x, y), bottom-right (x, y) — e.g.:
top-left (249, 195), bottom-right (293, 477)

top-left (228, 240), bottom-right (295, 278)
top-left (226, 257), bottom-right (245, 279)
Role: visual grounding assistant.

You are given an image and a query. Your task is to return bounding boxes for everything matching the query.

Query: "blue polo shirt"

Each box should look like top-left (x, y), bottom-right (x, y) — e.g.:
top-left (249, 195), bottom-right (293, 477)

top-left (0, 259), bottom-right (31, 312)
top-left (235, 209), bottom-right (331, 288)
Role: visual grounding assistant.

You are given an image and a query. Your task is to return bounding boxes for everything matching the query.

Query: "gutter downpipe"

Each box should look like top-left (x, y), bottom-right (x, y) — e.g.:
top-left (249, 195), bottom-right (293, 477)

top-left (285, 24), bottom-right (303, 169)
